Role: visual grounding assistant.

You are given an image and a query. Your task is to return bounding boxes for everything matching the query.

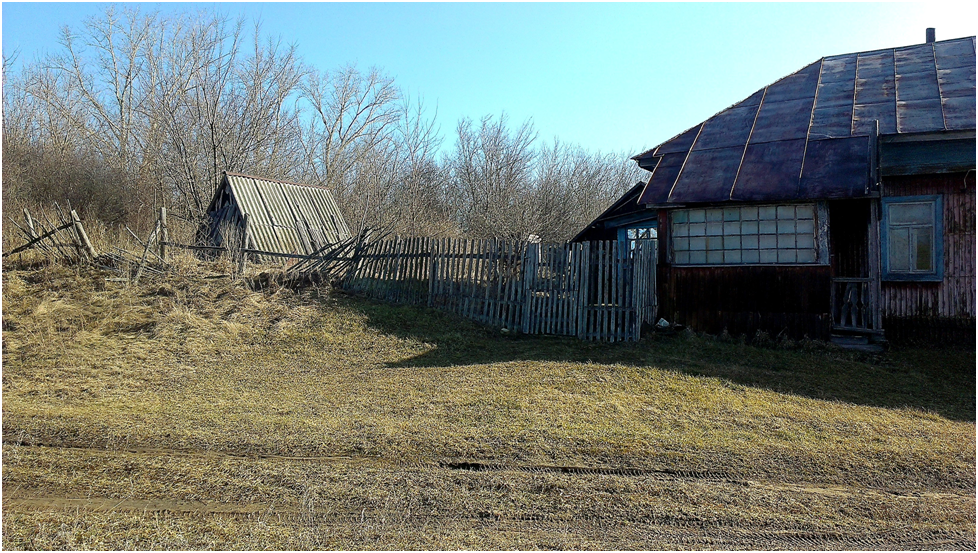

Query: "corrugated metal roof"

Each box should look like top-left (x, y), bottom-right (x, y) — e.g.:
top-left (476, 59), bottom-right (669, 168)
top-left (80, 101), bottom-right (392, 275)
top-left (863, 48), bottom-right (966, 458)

top-left (208, 172), bottom-right (351, 255)
top-left (636, 36), bottom-right (977, 205)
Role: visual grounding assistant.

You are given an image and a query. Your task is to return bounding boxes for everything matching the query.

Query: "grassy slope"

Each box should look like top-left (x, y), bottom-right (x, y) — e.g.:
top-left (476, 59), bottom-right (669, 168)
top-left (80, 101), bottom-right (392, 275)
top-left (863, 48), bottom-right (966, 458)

top-left (2, 260), bottom-right (975, 549)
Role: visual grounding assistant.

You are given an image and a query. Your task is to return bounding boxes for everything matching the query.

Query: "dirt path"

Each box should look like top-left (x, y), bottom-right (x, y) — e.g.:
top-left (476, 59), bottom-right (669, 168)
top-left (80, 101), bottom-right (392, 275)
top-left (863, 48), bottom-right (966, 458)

top-left (4, 443), bottom-right (974, 550)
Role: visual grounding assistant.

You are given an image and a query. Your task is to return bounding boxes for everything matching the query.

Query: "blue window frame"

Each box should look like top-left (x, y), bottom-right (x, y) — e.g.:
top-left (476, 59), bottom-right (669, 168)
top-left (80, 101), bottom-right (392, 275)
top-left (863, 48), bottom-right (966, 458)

top-left (618, 221), bottom-right (657, 253)
top-left (881, 195), bottom-right (943, 282)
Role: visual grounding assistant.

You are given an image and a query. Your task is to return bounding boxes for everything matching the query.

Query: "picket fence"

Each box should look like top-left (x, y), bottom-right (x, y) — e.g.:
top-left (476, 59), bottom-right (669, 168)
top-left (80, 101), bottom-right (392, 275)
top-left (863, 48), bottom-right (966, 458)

top-left (341, 237), bottom-right (657, 342)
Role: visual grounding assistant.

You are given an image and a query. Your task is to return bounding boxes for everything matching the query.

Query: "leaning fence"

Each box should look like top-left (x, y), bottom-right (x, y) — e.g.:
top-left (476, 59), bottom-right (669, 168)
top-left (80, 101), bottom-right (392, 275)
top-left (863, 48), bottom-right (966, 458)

top-left (341, 237), bottom-right (657, 342)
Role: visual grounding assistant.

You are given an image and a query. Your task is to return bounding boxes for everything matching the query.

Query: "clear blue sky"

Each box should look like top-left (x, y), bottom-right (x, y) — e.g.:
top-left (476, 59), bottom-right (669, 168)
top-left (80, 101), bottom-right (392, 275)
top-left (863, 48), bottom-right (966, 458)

top-left (2, 2), bottom-right (975, 157)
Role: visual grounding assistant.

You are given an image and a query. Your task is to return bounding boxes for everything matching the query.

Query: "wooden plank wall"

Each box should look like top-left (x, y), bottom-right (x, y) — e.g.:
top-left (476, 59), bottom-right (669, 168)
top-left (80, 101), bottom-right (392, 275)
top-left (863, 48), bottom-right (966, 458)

top-left (880, 172), bottom-right (976, 344)
top-left (341, 237), bottom-right (658, 342)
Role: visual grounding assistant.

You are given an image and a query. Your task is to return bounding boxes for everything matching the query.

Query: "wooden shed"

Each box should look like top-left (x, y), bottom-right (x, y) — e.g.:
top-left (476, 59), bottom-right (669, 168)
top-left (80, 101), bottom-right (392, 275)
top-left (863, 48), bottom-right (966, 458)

top-left (202, 172), bottom-right (351, 260)
top-left (578, 34), bottom-right (976, 346)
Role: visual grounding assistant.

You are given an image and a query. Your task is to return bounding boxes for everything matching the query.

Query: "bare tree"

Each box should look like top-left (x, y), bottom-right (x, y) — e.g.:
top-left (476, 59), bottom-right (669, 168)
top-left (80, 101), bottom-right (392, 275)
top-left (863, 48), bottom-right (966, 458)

top-left (447, 113), bottom-right (538, 239)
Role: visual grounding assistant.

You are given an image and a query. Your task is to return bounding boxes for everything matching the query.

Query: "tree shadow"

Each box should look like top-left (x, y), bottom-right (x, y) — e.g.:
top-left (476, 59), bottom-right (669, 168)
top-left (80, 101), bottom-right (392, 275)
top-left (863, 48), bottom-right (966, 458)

top-left (338, 295), bottom-right (976, 423)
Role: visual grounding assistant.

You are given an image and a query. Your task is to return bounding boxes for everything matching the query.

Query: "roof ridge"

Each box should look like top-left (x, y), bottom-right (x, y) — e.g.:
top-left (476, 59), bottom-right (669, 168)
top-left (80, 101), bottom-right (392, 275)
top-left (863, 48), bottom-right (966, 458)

top-left (223, 171), bottom-right (329, 190)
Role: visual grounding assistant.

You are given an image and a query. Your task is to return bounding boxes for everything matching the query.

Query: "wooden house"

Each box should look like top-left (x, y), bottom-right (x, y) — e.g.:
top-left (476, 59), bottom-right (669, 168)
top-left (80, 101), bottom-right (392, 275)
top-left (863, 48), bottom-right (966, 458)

top-left (577, 34), bottom-right (976, 345)
top-left (202, 172), bottom-right (351, 260)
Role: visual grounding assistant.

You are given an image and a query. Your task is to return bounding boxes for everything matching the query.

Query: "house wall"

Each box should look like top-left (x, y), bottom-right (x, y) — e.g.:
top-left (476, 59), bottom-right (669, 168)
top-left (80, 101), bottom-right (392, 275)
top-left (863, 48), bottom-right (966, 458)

top-left (881, 171), bottom-right (976, 344)
top-left (658, 265), bottom-right (832, 340)
top-left (654, 211), bottom-right (832, 340)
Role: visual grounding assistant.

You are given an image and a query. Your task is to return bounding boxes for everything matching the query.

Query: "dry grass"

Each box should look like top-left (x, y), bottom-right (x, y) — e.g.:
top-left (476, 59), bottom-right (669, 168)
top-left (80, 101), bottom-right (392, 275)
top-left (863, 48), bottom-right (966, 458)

top-left (2, 258), bottom-right (975, 549)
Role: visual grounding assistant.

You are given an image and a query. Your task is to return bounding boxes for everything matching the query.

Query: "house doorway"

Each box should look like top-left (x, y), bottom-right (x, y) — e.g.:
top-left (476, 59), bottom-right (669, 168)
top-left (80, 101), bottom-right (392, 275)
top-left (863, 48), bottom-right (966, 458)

top-left (828, 200), bottom-right (882, 334)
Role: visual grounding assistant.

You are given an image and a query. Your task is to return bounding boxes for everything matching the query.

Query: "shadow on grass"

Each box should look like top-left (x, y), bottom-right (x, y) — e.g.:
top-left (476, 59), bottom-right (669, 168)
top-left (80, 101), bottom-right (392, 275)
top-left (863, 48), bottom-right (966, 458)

top-left (338, 294), bottom-right (976, 423)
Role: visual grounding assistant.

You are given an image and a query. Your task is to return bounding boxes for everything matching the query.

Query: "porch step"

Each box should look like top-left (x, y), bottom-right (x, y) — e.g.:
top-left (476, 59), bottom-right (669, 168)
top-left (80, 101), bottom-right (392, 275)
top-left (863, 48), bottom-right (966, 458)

top-left (830, 331), bottom-right (886, 352)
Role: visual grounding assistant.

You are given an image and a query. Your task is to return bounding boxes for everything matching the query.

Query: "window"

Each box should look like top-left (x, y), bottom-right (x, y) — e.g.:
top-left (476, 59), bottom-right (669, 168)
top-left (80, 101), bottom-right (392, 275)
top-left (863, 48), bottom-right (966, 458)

top-left (882, 196), bottom-right (943, 281)
top-left (618, 223), bottom-right (657, 253)
top-left (670, 204), bottom-right (819, 265)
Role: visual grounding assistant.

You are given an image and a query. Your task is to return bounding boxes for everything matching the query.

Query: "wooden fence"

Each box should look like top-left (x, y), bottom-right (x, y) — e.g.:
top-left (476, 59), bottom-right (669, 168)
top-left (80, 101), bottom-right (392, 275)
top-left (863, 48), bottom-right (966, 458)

top-left (341, 237), bottom-right (657, 342)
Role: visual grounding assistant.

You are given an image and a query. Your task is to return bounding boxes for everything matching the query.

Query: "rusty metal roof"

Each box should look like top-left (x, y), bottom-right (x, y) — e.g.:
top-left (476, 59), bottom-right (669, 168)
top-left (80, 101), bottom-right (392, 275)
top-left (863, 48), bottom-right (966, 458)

top-left (636, 36), bottom-right (977, 205)
top-left (211, 172), bottom-right (351, 255)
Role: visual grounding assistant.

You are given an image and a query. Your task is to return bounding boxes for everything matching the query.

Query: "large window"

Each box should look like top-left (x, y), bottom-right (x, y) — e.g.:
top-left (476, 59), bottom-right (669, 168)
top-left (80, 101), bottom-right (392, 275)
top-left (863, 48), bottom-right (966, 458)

top-left (671, 204), bottom-right (819, 265)
top-left (882, 196), bottom-right (943, 281)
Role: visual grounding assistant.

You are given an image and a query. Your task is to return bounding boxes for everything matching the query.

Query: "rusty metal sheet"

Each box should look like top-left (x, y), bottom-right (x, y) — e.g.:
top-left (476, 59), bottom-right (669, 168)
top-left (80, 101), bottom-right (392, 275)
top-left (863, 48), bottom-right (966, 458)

top-left (819, 55), bottom-right (857, 83)
top-left (638, 153), bottom-right (685, 204)
top-left (815, 79), bottom-right (856, 108)
top-left (895, 71), bottom-right (942, 101)
top-left (668, 147), bottom-right (744, 203)
top-left (651, 125), bottom-right (700, 156)
top-left (937, 65), bottom-right (976, 97)
top-left (852, 102), bottom-right (898, 135)
top-left (854, 51), bottom-right (893, 77)
top-left (749, 98), bottom-right (815, 143)
top-left (896, 99), bottom-right (946, 133)
top-left (763, 60), bottom-right (821, 103)
top-left (894, 44), bottom-right (938, 74)
top-left (691, 105), bottom-right (759, 151)
top-left (934, 39), bottom-right (976, 69)
top-left (942, 96), bottom-right (977, 130)
top-left (854, 75), bottom-right (896, 105)
top-left (799, 137), bottom-right (870, 199)
top-left (729, 139), bottom-right (806, 201)
top-left (809, 105), bottom-right (854, 139)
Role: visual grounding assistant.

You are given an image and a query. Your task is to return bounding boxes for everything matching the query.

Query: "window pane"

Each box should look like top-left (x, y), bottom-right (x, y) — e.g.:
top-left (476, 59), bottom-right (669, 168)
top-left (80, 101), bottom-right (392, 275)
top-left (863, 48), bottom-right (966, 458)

top-left (706, 221), bottom-right (722, 236)
top-left (759, 235), bottom-right (777, 249)
top-left (673, 210), bottom-right (688, 224)
top-left (777, 205), bottom-right (795, 219)
top-left (689, 250), bottom-right (707, 264)
top-left (742, 249), bottom-right (760, 263)
top-left (724, 221), bottom-right (740, 235)
top-left (627, 229), bottom-right (638, 240)
top-left (777, 219), bottom-right (795, 233)
top-left (741, 206), bottom-right (759, 220)
top-left (706, 236), bottom-right (723, 251)
top-left (759, 206), bottom-right (777, 220)
top-left (724, 250), bottom-right (742, 264)
top-left (796, 233), bottom-right (815, 249)
top-left (796, 205), bottom-right (814, 220)
top-left (741, 221), bottom-right (758, 235)
top-left (673, 223), bottom-right (688, 237)
top-left (742, 235), bottom-right (758, 249)
top-left (778, 249), bottom-right (797, 263)
top-left (796, 219), bottom-right (814, 234)
top-left (689, 223), bottom-right (706, 236)
top-left (689, 236), bottom-right (707, 251)
top-left (760, 250), bottom-right (778, 263)
top-left (706, 209), bottom-right (723, 222)
top-left (797, 249), bottom-right (815, 263)
top-left (707, 250), bottom-right (723, 264)
top-left (674, 237), bottom-right (689, 251)
top-left (889, 227), bottom-right (910, 272)
top-left (890, 203), bottom-right (932, 225)
top-left (724, 207), bottom-right (741, 221)
top-left (688, 209), bottom-right (706, 223)
top-left (915, 227), bottom-right (933, 271)
top-left (778, 234), bottom-right (796, 248)
top-left (675, 251), bottom-right (690, 264)
top-left (759, 221), bottom-right (777, 234)
top-left (724, 235), bottom-right (741, 250)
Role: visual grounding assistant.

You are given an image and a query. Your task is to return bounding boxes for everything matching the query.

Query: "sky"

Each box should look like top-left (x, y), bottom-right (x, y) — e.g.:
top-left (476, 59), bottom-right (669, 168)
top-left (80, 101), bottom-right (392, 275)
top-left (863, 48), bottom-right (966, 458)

top-left (2, 2), bottom-right (976, 158)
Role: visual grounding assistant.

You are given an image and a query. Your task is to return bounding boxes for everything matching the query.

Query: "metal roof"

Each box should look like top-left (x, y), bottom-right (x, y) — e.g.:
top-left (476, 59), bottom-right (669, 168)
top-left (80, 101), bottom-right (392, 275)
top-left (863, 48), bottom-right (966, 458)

top-left (636, 36), bottom-right (977, 205)
top-left (210, 172), bottom-right (351, 255)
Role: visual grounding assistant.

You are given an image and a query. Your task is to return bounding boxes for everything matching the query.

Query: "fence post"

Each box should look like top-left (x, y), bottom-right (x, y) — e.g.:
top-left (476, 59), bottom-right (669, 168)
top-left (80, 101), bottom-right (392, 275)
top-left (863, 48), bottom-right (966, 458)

top-left (427, 239), bottom-right (438, 307)
top-left (577, 241), bottom-right (590, 340)
top-left (70, 209), bottom-right (97, 260)
top-left (158, 206), bottom-right (169, 262)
